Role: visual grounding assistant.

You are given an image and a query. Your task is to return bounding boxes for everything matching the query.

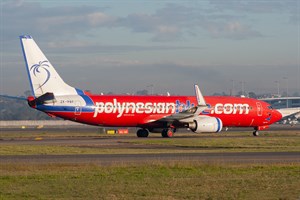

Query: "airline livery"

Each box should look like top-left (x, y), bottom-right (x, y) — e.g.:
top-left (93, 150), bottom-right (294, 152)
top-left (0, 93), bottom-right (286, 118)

top-left (20, 35), bottom-right (283, 137)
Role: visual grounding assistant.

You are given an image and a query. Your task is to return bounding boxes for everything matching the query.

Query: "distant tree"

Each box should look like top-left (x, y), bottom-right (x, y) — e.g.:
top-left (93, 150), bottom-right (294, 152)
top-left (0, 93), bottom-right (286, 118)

top-left (136, 90), bottom-right (148, 95)
top-left (222, 92), bottom-right (228, 96)
top-left (281, 92), bottom-right (288, 97)
top-left (248, 92), bottom-right (257, 99)
top-left (24, 90), bottom-right (32, 97)
top-left (212, 92), bottom-right (228, 96)
top-left (0, 96), bottom-right (52, 120)
top-left (237, 91), bottom-right (243, 96)
top-left (212, 92), bottom-right (222, 96)
top-left (292, 92), bottom-right (299, 97)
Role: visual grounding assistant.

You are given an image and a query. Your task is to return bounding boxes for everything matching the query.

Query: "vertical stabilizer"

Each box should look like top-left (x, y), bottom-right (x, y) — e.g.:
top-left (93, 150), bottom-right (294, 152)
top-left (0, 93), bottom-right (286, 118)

top-left (20, 35), bottom-right (79, 97)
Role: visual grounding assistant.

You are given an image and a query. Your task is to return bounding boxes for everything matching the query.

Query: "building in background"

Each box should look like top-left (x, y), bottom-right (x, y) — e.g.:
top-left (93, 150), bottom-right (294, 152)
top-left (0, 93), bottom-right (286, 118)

top-left (261, 97), bottom-right (300, 125)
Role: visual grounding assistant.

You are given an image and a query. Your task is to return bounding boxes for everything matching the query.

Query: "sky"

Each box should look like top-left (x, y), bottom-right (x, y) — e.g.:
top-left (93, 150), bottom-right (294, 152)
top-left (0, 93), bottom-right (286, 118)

top-left (0, 0), bottom-right (299, 96)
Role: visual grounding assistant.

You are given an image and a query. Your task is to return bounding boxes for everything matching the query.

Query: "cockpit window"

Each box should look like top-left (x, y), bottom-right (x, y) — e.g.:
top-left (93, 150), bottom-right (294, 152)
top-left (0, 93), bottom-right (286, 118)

top-left (267, 106), bottom-right (273, 110)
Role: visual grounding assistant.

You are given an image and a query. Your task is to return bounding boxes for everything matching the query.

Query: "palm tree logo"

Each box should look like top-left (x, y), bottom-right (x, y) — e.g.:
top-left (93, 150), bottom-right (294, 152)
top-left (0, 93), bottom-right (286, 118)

top-left (30, 60), bottom-right (50, 87)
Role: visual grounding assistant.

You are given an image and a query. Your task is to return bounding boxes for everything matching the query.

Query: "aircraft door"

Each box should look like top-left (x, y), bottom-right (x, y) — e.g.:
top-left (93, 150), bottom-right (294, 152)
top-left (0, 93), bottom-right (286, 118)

top-left (75, 101), bottom-right (82, 115)
top-left (256, 102), bottom-right (262, 116)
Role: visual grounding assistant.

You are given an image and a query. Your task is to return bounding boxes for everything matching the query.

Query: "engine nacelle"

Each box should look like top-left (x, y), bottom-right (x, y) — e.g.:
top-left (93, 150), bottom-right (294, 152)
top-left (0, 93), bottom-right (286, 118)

top-left (189, 117), bottom-right (223, 133)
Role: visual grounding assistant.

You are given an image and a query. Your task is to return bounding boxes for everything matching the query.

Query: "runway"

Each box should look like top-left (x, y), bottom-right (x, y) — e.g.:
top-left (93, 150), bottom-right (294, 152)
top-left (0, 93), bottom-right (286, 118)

top-left (1, 152), bottom-right (299, 165)
top-left (1, 136), bottom-right (299, 165)
top-left (0, 126), bottom-right (299, 165)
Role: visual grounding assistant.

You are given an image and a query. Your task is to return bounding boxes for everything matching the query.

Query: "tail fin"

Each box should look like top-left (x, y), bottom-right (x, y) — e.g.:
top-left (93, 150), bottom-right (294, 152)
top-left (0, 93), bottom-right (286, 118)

top-left (20, 35), bottom-right (80, 97)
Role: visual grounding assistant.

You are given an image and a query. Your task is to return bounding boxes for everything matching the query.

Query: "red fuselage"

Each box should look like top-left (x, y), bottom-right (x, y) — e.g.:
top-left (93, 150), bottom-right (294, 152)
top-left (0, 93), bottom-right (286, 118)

top-left (36, 95), bottom-right (282, 130)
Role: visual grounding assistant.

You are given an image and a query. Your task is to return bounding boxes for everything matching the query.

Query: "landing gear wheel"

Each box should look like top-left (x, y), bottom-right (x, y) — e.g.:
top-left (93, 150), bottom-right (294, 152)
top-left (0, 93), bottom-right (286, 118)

top-left (253, 130), bottom-right (259, 136)
top-left (161, 129), bottom-right (174, 138)
top-left (137, 129), bottom-right (149, 137)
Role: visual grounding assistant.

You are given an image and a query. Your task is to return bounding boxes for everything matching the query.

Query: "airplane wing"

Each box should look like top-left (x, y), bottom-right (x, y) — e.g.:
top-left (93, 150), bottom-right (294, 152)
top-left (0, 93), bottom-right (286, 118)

top-left (155, 84), bottom-right (208, 123)
top-left (277, 107), bottom-right (300, 119)
top-left (277, 108), bottom-right (300, 125)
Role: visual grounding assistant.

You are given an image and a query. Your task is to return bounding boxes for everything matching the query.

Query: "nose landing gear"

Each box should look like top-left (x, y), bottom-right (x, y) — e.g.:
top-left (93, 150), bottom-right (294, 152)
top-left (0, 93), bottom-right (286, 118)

top-left (253, 125), bottom-right (269, 136)
top-left (253, 130), bottom-right (259, 136)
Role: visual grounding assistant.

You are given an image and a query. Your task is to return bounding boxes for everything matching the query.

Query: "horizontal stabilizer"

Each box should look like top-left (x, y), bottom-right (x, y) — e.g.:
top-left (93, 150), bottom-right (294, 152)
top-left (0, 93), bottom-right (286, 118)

top-left (28, 92), bottom-right (55, 107)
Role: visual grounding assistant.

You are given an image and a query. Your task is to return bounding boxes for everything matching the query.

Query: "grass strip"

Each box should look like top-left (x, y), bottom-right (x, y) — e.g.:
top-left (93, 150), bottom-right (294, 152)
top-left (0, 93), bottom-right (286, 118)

top-left (0, 162), bottom-right (299, 200)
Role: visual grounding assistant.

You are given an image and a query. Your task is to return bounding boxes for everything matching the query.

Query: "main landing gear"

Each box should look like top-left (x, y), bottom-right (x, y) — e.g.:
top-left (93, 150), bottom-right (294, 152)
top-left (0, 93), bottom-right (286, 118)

top-left (136, 129), bottom-right (149, 137)
top-left (161, 128), bottom-right (175, 138)
top-left (136, 128), bottom-right (176, 138)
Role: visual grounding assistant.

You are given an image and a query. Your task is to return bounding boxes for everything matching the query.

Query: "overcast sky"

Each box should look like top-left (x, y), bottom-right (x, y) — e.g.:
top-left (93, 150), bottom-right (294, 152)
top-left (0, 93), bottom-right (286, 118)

top-left (0, 0), bottom-right (299, 96)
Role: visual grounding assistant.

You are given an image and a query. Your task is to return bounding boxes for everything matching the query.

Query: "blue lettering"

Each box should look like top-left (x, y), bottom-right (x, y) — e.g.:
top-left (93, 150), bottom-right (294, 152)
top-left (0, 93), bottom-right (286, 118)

top-left (201, 103), bottom-right (211, 114)
top-left (175, 100), bottom-right (195, 113)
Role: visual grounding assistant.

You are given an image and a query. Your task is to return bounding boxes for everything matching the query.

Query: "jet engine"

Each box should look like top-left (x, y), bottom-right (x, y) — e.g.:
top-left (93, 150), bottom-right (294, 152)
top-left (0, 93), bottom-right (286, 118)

top-left (188, 116), bottom-right (223, 133)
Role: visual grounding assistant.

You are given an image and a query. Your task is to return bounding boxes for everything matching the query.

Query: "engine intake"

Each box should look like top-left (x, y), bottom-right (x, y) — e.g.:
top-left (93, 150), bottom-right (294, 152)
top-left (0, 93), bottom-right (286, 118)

top-left (189, 117), bottom-right (223, 133)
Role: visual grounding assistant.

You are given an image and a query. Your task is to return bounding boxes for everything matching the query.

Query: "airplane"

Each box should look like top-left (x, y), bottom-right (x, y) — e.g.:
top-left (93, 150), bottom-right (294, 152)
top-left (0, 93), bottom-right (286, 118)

top-left (19, 35), bottom-right (284, 137)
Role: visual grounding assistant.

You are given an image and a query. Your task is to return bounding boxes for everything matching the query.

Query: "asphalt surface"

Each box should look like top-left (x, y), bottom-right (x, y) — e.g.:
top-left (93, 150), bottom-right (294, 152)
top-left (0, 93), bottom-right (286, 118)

top-left (0, 125), bottom-right (299, 165)
top-left (1, 137), bottom-right (300, 165)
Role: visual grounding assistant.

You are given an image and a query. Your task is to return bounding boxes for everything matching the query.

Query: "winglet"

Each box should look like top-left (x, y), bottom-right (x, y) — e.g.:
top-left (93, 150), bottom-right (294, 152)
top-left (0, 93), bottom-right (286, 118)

top-left (194, 84), bottom-right (206, 106)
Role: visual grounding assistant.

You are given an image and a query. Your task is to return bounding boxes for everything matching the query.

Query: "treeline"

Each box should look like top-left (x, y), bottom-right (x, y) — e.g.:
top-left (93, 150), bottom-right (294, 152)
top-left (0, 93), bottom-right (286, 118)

top-left (0, 97), bottom-right (52, 120)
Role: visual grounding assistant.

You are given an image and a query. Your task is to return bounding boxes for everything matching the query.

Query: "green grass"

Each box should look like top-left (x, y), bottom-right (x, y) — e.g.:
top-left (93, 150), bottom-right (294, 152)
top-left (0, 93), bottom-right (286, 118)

top-left (0, 162), bottom-right (299, 200)
top-left (0, 137), bottom-right (299, 155)
top-left (0, 129), bottom-right (299, 199)
top-left (0, 144), bottom-right (197, 155)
